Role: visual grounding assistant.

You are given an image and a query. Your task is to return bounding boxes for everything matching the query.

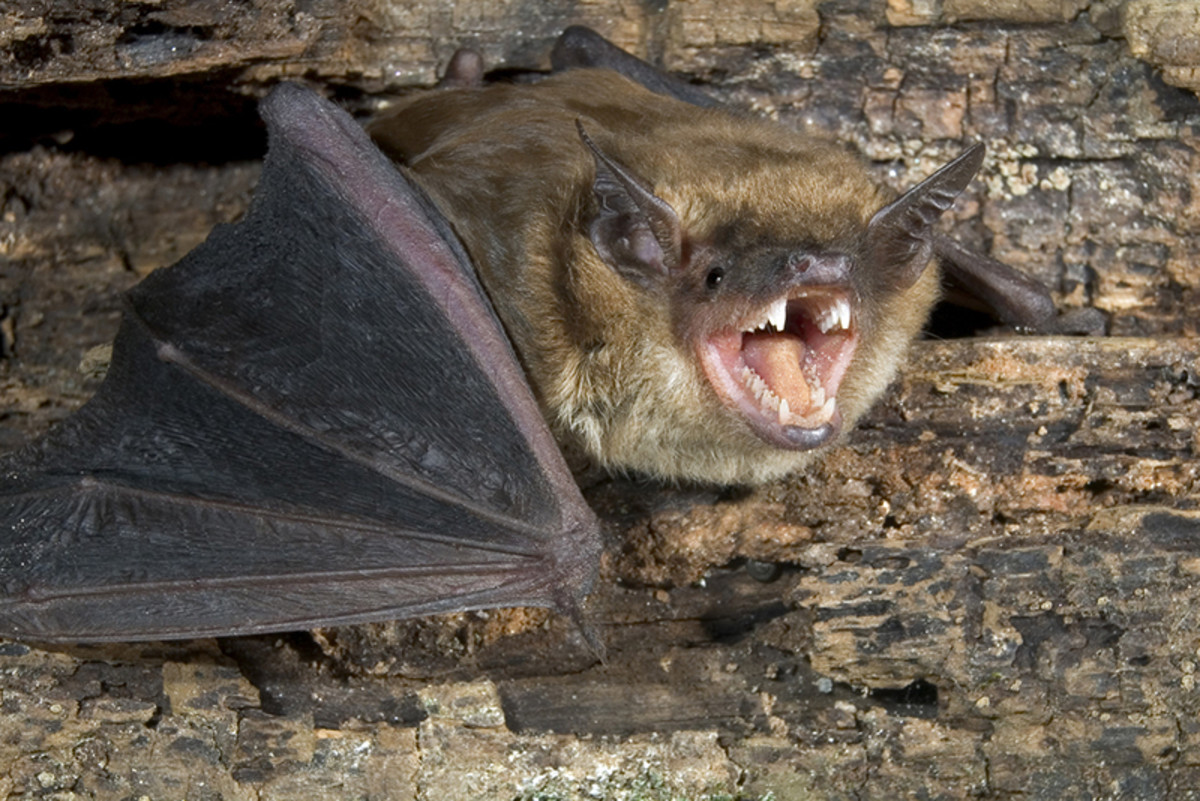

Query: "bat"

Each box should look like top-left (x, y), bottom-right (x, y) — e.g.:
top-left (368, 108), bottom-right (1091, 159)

top-left (368, 27), bottom-right (1086, 486)
top-left (0, 28), bottom-right (1068, 642)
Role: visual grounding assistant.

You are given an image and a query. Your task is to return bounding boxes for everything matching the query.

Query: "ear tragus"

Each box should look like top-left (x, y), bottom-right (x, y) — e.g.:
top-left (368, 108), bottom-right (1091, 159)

top-left (577, 121), bottom-right (682, 287)
top-left (866, 142), bottom-right (985, 290)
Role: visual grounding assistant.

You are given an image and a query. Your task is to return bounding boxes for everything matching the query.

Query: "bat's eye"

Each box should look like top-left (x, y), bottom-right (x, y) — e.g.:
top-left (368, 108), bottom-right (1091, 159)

top-left (706, 268), bottom-right (726, 290)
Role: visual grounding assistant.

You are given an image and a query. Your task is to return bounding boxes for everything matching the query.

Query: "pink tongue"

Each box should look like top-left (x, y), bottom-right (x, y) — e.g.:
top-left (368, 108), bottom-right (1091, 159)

top-left (742, 334), bottom-right (811, 410)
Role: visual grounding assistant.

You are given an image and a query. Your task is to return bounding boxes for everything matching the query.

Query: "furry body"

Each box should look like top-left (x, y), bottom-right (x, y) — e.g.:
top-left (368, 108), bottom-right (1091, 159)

top-left (372, 69), bottom-right (943, 484)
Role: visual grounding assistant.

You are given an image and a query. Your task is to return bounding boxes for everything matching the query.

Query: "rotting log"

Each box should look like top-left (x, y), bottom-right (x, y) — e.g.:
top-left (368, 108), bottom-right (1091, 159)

top-left (2, 338), bottom-right (1199, 798)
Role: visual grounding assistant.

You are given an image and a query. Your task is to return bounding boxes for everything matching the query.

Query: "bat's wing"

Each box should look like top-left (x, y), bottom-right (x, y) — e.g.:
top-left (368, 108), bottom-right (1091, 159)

top-left (551, 26), bottom-right (1102, 335)
top-left (0, 84), bottom-right (601, 643)
top-left (551, 26), bottom-right (721, 109)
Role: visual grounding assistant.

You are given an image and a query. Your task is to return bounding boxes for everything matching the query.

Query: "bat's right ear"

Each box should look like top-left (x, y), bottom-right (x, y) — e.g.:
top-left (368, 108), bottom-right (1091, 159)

top-left (576, 120), bottom-right (682, 287)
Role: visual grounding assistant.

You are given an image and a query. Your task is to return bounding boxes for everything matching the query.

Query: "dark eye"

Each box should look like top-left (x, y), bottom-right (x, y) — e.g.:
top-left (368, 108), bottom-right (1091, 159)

top-left (706, 268), bottom-right (725, 290)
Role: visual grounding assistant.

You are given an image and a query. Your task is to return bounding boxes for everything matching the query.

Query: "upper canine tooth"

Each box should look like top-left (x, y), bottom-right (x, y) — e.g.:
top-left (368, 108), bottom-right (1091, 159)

top-left (838, 298), bottom-right (852, 330)
top-left (767, 298), bottom-right (787, 332)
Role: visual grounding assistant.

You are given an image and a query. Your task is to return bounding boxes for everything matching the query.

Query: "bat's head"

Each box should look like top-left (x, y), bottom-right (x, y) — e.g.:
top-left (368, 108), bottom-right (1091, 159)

top-left (564, 123), bottom-right (983, 484)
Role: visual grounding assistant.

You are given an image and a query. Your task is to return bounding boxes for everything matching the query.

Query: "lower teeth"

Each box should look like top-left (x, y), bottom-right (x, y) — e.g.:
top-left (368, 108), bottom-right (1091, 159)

top-left (811, 384), bottom-right (826, 409)
top-left (739, 365), bottom-right (836, 426)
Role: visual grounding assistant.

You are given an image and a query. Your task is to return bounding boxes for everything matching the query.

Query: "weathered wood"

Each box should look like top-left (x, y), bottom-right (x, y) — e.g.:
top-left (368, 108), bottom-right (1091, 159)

top-left (4, 335), bottom-right (1198, 797)
top-left (3, 1), bottom-right (1200, 798)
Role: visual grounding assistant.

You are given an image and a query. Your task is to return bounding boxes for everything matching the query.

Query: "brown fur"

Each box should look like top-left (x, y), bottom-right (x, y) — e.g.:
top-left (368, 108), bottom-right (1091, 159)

top-left (370, 69), bottom-right (940, 484)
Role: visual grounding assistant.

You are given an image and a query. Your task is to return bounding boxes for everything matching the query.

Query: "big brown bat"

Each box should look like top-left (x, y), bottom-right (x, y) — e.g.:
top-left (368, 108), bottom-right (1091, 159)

top-left (371, 66), bottom-right (978, 484)
top-left (0, 29), bottom-right (1062, 641)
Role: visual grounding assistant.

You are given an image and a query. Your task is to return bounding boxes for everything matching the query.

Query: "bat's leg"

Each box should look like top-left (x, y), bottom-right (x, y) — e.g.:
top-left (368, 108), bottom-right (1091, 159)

top-left (934, 235), bottom-right (1106, 334)
top-left (551, 25), bottom-right (720, 108)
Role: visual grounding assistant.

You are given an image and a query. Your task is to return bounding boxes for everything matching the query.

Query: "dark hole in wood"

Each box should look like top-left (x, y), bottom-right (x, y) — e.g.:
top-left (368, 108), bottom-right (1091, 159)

top-left (0, 78), bottom-right (263, 164)
top-left (924, 301), bottom-right (1000, 339)
top-left (700, 601), bottom-right (791, 643)
top-left (868, 678), bottom-right (938, 718)
top-left (836, 547), bottom-right (863, 563)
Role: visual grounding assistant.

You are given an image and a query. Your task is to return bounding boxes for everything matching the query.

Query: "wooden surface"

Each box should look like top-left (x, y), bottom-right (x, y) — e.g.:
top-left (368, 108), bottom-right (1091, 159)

top-left (2, 1), bottom-right (1200, 798)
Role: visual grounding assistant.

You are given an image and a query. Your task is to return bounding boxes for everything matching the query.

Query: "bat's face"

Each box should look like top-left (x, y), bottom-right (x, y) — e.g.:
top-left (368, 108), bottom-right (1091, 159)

top-left (553, 131), bottom-right (979, 485)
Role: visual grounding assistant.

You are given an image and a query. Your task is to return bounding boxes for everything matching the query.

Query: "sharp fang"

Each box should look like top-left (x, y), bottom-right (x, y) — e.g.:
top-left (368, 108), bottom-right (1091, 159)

top-left (778, 398), bottom-right (789, 423)
top-left (819, 396), bottom-right (836, 422)
top-left (767, 298), bottom-right (788, 332)
top-left (838, 298), bottom-right (852, 330)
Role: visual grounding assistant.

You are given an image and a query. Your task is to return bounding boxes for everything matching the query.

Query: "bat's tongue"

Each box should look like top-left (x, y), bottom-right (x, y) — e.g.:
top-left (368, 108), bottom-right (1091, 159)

top-left (742, 333), bottom-right (811, 411)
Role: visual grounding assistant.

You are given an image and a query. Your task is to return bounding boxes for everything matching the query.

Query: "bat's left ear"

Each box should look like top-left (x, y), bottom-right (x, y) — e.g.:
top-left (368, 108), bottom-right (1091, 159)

top-left (576, 120), bottom-right (682, 287)
top-left (866, 142), bottom-right (985, 290)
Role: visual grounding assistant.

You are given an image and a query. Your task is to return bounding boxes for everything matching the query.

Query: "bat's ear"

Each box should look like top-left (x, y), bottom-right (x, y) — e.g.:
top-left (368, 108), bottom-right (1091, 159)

top-left (577, 120), bottom-right (682, 287)
top-left (866, 142), bottom-right (985, 290)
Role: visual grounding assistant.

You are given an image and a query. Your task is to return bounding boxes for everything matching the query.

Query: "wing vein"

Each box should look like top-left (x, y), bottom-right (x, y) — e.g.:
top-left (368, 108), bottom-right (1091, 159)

top-left (130, 318), bottom-right (554, 544)
top-left (18, 560), bottom-right (542, 604)
top-left (4, 478), bottom-right (546, 558)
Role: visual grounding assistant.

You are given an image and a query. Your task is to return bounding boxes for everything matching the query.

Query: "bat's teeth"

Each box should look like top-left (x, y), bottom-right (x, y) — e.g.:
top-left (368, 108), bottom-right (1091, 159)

top-left (760, 383), bottom-right (780, 411)
top-left (815, 301), bottom-right (837, 333)
top-left (740, 364), bottom-right (787, 413)
top-left (733, 317), bottom-right (843, 429)
top-left (812, 296), bottom-right (853, 334)
top-left (837, 298), bottom-right (852, 330)
top-left (804, 362), bottom-right (821, 393)
top-left (818, 396), bottom-right (836, 423)
top-left (767, 298), bottom-right (788, 332)
top-left (742, 366), bottom-right (764, 400)
top-left (764, 383), bottom-right (781, 412)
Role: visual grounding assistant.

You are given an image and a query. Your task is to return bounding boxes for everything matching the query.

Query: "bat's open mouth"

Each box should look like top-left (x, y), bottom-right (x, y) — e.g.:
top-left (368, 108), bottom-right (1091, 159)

top-left (698, 288), bottom-right (859, 450)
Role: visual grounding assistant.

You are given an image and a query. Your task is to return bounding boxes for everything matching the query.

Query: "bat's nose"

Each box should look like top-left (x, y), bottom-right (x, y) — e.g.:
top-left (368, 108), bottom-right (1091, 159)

top-left (784, 252), bottom-right (851, 286)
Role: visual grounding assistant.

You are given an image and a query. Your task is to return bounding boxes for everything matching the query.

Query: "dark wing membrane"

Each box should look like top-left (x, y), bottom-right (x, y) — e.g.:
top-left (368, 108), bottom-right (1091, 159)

top-left (551, 26), bottom-right (721, 109)
top-left (0, 84), bottom-right (600, 642)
